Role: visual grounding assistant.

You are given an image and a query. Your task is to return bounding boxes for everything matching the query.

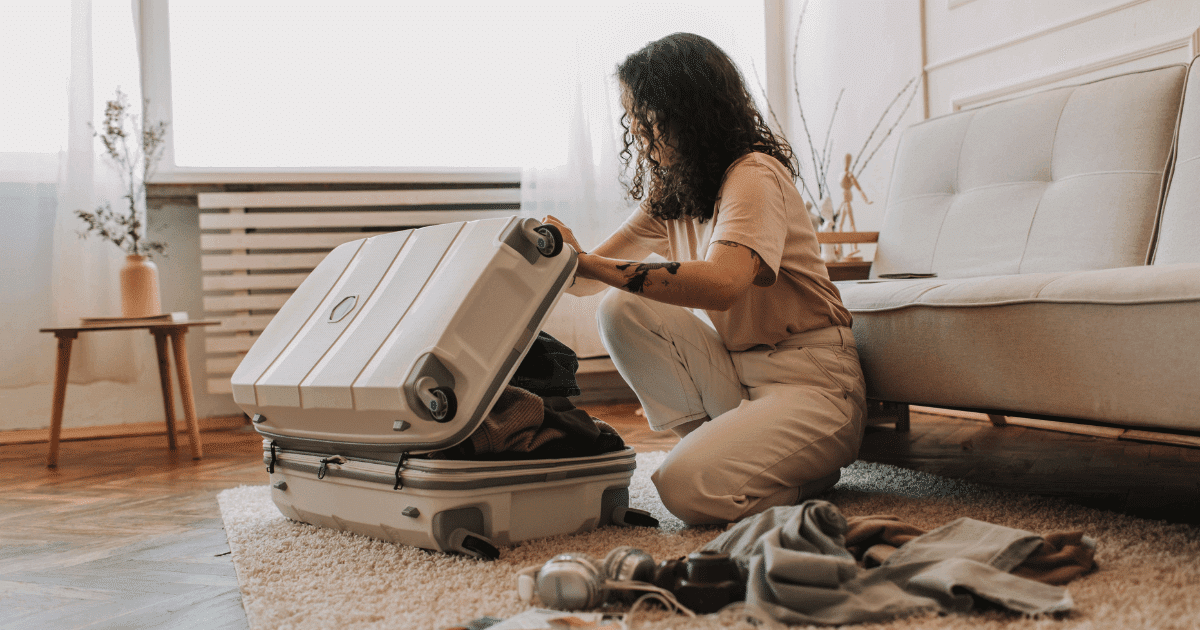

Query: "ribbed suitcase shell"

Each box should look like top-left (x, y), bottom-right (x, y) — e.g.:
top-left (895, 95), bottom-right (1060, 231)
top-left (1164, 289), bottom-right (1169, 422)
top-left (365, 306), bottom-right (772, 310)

top-left (233, 217), bottom-right (645, 557)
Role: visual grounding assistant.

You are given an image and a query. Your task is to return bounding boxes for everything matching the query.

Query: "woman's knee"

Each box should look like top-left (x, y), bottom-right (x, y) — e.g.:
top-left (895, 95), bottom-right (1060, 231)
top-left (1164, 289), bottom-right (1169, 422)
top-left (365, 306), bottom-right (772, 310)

top-left (596, 289), bottom-right (654, 357)
top-left (651, 453), bottom-right (731, 525)
top-left (596, 289), bottom-right (641, 333)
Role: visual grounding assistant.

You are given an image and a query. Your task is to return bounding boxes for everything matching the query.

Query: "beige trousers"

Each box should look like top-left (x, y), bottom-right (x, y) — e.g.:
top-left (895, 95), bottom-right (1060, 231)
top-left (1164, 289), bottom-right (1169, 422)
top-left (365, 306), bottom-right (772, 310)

top-left (597, 290), bottom-right (867, 525)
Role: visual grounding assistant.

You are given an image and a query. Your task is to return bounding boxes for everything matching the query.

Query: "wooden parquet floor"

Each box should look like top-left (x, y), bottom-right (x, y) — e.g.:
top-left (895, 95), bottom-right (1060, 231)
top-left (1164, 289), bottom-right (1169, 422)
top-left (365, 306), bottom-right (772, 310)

top-left (2, 403), bottom-right (1198, 629)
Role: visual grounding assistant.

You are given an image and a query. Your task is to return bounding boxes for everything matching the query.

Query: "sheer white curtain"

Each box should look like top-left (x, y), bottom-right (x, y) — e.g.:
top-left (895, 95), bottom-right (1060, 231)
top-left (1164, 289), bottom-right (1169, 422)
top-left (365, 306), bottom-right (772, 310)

top-left (521, 75), bottom-right (635, 358)
top-left (1, 0), bottom-right (145, 392)
top-left (519, 5), bottom-right (767, 358)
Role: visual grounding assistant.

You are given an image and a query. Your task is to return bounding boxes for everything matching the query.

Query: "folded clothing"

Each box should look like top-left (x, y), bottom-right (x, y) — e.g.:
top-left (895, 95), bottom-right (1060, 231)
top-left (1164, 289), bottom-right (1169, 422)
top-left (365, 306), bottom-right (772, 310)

top-left (843, 513), bottom-right (1097, 585)
top-left (426, 386), bottom-right (625, 460)
top-left (701, 501), bottom-right (1097, 625)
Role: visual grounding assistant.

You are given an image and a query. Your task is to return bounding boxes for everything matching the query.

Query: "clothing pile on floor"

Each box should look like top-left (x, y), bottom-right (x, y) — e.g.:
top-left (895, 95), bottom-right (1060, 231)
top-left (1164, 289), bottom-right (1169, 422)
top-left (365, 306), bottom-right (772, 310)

top-left (425, 332), bottom-right (626, 461)
top-left (702, 500), bottom-right (1097, 624)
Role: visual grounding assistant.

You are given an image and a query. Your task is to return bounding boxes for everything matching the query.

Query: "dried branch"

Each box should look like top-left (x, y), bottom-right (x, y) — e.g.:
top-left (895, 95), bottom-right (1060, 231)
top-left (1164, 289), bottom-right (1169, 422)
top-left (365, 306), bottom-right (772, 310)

top-left (855, 77), bottom-right (921, 177)
top-left (851, 76), bottom-right (914, 174)
top-left (76, 88), bottom-right (170, 257)
top-left (789, 0), bottom-right (828, 200)
top-left (750, 58), bottom-right (819, 205)
top-left (819, 88), bottom-right (844, 193)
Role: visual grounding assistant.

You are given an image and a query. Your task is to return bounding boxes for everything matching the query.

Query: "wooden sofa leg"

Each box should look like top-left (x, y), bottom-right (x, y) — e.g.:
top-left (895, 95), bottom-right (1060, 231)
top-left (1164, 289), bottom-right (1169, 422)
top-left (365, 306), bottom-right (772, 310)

top-left (867, 400), bottom-right (911, 432)
top-left (893, 403), bottom-right (910, 432)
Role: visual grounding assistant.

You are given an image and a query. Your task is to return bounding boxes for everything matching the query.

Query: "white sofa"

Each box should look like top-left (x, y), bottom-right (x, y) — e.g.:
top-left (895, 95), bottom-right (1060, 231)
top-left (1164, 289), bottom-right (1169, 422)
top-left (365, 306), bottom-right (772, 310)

top-left (840, 57), bottom-right (1200, 435)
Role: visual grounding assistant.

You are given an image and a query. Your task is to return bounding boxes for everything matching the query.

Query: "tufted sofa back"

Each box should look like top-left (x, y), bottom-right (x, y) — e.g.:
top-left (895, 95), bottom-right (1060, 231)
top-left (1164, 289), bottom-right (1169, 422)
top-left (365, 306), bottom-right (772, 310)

top-left (1154, 56), bottom-right (1200, 265)
top-left (872, 64), bottom-right (1187, 280)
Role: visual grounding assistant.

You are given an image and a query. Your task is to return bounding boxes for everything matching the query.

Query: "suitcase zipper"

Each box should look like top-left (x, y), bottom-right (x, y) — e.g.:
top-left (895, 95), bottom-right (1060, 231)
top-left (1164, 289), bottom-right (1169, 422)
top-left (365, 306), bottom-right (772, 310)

top-left (394, 452), bottom-right (409, 490)
top-left (271, 449), bottom-right (634, 490)
top-left (318, 455), bottom-right (347, 480)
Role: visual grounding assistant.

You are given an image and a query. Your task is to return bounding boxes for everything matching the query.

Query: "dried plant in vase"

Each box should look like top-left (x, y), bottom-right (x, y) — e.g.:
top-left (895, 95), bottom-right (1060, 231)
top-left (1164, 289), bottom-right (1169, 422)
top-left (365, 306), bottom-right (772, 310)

top-left (753, 0), bottom-right (920, 259)
top-left (75, 88), bottom-right (170, 318)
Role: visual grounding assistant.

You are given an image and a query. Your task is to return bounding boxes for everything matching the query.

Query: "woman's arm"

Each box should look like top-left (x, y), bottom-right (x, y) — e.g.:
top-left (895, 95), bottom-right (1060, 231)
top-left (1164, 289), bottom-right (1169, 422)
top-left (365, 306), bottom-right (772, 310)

top-left (580, 241), bottom-right (758, 311)
top-left (542, 216), bottom-right (652, 297)
top-left (541, 216), bottom-right (760, 310)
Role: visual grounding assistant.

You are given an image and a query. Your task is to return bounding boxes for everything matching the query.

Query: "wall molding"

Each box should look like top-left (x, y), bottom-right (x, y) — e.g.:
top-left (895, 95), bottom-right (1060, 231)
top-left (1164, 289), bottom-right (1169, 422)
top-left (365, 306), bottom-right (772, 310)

top-left (951, 30), bottom-right (1195, 111)
top-left (926, 0), bottom-right (1153, 73)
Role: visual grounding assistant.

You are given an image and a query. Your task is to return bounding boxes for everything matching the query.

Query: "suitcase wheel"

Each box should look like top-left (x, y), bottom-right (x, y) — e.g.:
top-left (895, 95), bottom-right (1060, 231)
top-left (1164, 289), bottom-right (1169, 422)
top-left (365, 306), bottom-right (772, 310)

top-left (426, 386), bottom-right (457, 422)
top-left (611, 506), bottom-right (660, 529)
top-left (531, 224), bottom-right (564, 258)
top-left (447, 527), bottom-right (500, 560)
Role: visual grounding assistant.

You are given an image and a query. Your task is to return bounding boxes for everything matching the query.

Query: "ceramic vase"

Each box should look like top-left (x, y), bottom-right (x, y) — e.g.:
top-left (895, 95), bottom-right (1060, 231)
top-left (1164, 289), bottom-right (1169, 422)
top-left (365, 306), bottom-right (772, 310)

top-left (120, 254), bottom-right (162, 318)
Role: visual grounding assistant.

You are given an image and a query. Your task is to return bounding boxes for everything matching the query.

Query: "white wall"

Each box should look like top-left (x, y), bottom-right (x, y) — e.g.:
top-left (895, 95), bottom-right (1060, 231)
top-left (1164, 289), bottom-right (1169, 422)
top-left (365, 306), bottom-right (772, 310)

top-left (774, 0), bottom-right (1200, 260)
top-left (777, 0), bottom-right (925, 257)
top-left (925, 0), bottom-right (1200, 115)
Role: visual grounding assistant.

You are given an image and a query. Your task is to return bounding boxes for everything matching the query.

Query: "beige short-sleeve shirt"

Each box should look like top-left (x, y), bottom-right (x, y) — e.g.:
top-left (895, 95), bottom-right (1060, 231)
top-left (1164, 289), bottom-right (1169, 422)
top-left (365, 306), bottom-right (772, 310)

top-left (616, 152), bottom-right (852, 351)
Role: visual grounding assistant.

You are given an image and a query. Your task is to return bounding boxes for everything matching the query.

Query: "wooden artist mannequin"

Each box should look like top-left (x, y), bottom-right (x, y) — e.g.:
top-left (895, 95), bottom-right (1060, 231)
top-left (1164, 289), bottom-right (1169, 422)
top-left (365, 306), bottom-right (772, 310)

top-left (838, 153), bottom-right (871, 261)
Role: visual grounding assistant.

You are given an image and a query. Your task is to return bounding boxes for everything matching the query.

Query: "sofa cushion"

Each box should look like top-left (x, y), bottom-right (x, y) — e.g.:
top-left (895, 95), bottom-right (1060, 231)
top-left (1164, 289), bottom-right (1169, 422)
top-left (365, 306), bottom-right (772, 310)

top-left (1155, 56), bottom-right (1200, 265)
top-left (874, 64), bottom-right (1187, 280)
top-left (838, 263), bottom-right (1200, 431)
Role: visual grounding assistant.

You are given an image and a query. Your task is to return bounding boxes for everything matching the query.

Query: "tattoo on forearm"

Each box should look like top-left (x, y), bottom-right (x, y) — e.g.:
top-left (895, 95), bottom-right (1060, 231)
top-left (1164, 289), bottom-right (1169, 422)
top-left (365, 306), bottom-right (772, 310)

top-left (615, 261), bottom-right (681, 293)
top-left (712, 240), bottom-right (762, 264)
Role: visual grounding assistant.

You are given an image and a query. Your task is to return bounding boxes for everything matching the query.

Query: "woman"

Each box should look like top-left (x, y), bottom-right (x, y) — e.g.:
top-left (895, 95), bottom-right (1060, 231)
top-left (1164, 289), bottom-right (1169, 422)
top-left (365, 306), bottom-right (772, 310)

top-left (544, 33), bottom-right (867, 526)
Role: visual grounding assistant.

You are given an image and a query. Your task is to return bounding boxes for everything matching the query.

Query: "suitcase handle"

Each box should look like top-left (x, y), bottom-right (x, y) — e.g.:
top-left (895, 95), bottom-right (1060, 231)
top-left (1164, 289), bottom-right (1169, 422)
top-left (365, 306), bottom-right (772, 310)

top-left (447, 528), bottom-right (500, 560)
top-left (612, 507), bottom-right (660, 529)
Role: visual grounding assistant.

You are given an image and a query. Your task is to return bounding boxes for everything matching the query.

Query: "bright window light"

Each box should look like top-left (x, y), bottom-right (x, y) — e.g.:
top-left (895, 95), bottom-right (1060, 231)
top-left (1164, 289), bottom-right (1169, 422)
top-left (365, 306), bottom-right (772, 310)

top-left (168, 0), bottom-right (766, 169)
top-left (1, 0), bottom-right (139, 156)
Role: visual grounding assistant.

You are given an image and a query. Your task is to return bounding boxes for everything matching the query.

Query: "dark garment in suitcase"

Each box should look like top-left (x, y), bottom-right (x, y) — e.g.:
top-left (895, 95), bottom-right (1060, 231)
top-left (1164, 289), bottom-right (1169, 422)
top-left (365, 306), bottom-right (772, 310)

top-left (424, 386), bottom-right (625, 461)
top-left (510, 331), bottom-right (582, 398)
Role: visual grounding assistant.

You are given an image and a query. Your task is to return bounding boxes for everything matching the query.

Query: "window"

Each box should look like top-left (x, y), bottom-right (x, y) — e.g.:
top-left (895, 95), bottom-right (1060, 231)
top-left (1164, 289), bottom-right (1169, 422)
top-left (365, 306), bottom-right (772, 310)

top-left (167, 0), bottom-right (766, 169)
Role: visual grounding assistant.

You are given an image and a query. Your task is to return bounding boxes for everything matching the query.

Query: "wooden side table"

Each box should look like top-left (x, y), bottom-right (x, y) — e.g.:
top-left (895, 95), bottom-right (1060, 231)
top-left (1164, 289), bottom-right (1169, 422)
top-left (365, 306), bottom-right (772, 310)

top-left (37, 320), bottom-right (219, 468)
top-left (818, 231), bottom-right (878, 281)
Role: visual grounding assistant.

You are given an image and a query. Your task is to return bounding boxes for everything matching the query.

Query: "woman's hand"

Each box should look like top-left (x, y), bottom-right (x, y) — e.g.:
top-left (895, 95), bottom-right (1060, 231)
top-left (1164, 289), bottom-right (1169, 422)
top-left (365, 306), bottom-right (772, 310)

top-left (541, 215), bottom-right (585, 256)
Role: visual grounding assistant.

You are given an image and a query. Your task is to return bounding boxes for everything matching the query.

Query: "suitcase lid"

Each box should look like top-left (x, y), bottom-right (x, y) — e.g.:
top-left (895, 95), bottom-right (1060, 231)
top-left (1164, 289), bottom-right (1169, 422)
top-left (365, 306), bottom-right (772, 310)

top-left (233, 216), bottom-right (578, 454)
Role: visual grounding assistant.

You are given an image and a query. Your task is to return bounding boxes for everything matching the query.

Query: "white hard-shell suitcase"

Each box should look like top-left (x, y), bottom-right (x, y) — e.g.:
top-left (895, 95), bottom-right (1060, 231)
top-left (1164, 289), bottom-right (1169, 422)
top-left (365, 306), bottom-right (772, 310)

top-left (231, 217), bottom-right (654, 558)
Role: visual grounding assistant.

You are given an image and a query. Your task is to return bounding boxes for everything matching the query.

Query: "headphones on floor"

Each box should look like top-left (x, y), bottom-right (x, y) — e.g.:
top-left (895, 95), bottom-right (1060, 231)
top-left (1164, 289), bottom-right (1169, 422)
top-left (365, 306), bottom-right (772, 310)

top-left (516, 546), bottom-right (744, 615)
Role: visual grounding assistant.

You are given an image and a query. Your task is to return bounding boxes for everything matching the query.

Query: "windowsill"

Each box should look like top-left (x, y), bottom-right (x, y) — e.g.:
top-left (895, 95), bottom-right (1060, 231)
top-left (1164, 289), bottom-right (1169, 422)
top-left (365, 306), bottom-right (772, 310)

top-left (150, 166), bottom-right (523, 185)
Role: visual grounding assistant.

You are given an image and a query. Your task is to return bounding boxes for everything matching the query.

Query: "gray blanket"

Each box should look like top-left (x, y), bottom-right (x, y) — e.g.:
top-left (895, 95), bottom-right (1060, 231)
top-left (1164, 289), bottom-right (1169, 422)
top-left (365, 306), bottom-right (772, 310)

top-left (701, 501), bottom-right (1074, 625)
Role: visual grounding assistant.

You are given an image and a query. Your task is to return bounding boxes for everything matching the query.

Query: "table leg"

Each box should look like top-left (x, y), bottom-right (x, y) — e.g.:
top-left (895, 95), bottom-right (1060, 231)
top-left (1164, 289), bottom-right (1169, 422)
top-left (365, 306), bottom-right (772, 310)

top-left (169, 328), bottom-right (204, 460)
top-left (48, 332), bottom-right (77, 468)
top-left (152, 331), bottom-right (178, 450)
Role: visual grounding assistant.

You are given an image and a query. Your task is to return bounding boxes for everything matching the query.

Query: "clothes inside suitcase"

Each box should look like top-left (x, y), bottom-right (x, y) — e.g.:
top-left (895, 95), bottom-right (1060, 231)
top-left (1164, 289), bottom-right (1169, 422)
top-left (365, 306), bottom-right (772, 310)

top-left (233, 217), bottom-right (657, 558)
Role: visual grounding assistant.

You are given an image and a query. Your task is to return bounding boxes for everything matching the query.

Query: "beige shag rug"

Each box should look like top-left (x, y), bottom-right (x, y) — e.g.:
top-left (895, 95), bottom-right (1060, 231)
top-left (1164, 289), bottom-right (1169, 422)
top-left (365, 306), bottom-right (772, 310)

top-left (218, 452), bottom-right (1200, 630)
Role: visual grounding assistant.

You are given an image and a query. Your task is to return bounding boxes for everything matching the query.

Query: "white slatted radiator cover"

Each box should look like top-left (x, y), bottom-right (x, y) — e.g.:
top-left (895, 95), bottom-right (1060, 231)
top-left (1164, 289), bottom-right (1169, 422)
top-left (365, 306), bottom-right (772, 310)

top-left (198, 182), bottom-right (521, 395)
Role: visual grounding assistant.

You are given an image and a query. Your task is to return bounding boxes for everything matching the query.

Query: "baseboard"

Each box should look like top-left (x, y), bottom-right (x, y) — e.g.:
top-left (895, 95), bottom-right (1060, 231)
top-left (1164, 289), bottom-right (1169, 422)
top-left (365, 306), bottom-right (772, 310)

top-left (0, 415), bottom-right (249, 446)
top-left (573, 368), bottom-right (638, 405)
top-left (911, 405), bottom-right (1200, 449)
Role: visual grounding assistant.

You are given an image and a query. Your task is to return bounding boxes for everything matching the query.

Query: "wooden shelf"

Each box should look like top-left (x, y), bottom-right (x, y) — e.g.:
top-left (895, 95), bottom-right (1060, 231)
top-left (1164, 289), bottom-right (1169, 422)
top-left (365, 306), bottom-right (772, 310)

top-left (816, 231), bottom-right (879, 244)
top-left (825, 259), bottom-right (872, 281)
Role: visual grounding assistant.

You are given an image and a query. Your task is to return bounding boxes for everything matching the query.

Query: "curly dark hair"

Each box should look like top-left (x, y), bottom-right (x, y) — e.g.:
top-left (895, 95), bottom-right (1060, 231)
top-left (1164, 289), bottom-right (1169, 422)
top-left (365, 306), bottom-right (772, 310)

top-left (617, 32), bottom-right (798, 222)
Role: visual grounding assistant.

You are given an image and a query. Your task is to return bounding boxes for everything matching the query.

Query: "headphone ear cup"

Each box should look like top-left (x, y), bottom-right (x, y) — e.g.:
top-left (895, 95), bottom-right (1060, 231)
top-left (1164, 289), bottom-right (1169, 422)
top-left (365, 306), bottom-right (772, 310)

top-left (604, 546), bottom-right (656, 583)
top-left (602, 546), bottom-right (656, 604)
top-left (536, 553), bottom-right (608, 610)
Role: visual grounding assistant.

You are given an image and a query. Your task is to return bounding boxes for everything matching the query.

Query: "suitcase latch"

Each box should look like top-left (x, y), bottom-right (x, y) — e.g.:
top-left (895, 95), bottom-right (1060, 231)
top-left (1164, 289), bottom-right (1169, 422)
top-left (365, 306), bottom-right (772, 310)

top-left (393, 452), bottom-right (409, 490)
top-left (267, 441), bottom-right (278, 474)
top-left (317, 455), bottom-right (347, 480)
